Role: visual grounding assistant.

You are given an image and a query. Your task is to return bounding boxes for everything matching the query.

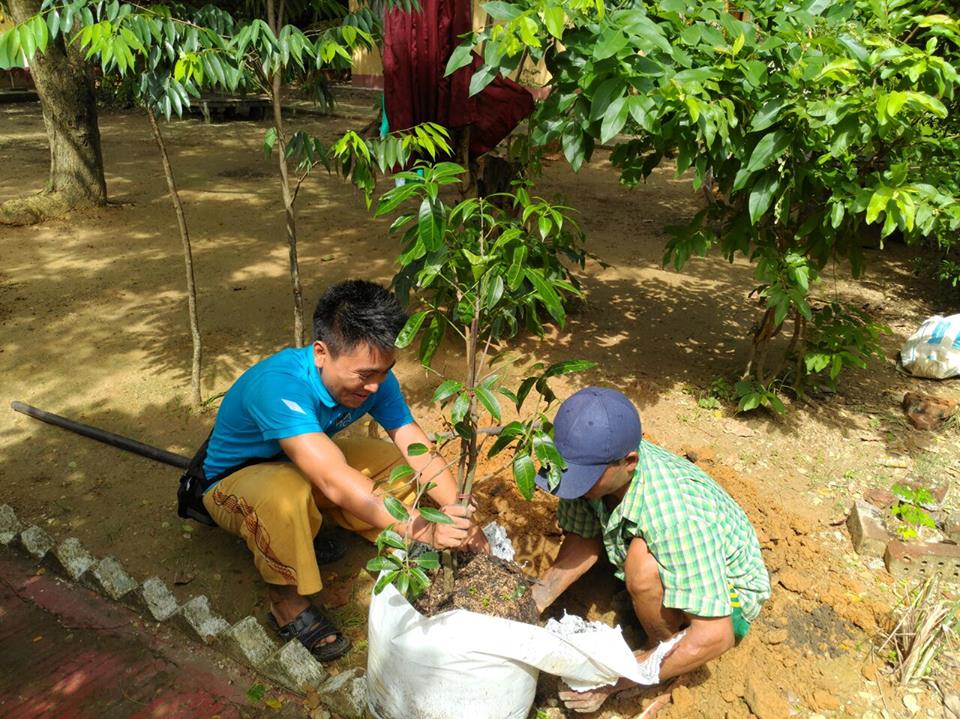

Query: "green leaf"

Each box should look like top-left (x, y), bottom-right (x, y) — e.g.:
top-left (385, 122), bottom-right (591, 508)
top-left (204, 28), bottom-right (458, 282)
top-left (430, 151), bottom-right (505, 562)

top-left (481, 1), bottom-right (522, 20)
top-left (406, 442), bottom-right (429, 457)
top-left (374, 570), bottom-right (399, 594)
top-left (524, 268), bottom-right (565, 325)
top-left (367, 556), bottom-right (401, 572)
top-left (543, 359), bottom-right (597, 377)
top-left (506, 245), bottom-right (528, 289)
top-left (418, 314), bottom-right (443, 367)
top-left (750, 100), bottom-right (786, 132)
top-left (515, 376), bottom-right (538, 409)
top-left (376, 529), bottom-right (407, 551)
top-left (451, 391), bottom-right (471, 424)
top-left (475, 385), bottom-right (501, 422)
top-left (487, 420), bottom-right (525, 456)
top-left (866, 187), bottom-right (891, 224)
top-left (396, 310), bottom-right (428, 349)
top-left (19, 22), bottom-right (37, 62)
top-left (445, 44), bottom-right (473, 76)
top-left (46, 9), bottom-right (61, 40)
top-left (384, 496), bottom-right (410, 522)
top-left (484, 274), bottom-right (505, 307)
top-left (388, 464), bottom-right (415, 483)
top-left (468, 66), bottom-right (496, 97)
top-left (600, 96), bottom-right (629, 144)
top-left (418, 197), bottom-right (443, 251)
top-left (414, 551), bottom-right (440, 569)
top-left (419, 507), bottom-right (454, 524)
top-left (748, 172), bottom-right (779, 225)
top-left (766, 394), bottom-right (786, 415)
top-left (433, 379), bottom-right (464, 403)
top-left (593, 28), bottom-right (628, 60)
top-left (512, 454), bottom-right (536, 500)
top-left (263, 127), bottom-right (278, 158)
top-left (744, 130), bottom-right (790, 174)
top-left (543, 6), bottom-right (565, 39)
top-left (739, 393), bottom-right (761, 412)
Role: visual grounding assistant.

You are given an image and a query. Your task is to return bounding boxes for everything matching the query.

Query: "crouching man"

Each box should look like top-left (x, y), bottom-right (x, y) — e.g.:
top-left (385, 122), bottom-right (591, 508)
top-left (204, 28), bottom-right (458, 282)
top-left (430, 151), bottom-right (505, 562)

top-left (179, 280), bottom-right (488, 662)
top-left (532, 387), bottom-right (770, 713)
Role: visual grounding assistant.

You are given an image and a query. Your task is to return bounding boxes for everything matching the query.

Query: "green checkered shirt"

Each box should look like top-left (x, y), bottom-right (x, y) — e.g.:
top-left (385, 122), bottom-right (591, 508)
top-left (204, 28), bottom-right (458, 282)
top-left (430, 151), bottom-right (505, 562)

top-left (557, 440), bottom-right (770, 621)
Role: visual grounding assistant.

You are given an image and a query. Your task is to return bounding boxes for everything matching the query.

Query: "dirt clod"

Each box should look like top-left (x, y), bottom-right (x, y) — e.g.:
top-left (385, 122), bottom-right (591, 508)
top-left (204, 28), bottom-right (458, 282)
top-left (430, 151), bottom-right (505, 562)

top-left (743, 674), bottom-right (791, 719)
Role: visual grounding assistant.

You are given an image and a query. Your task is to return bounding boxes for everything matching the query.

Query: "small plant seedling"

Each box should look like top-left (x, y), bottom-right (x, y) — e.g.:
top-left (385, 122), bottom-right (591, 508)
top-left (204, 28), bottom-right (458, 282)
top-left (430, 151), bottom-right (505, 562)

top-left (246, 683), bottom-right (267, 702)
top-left (890, 483), bottom-right (937, 540)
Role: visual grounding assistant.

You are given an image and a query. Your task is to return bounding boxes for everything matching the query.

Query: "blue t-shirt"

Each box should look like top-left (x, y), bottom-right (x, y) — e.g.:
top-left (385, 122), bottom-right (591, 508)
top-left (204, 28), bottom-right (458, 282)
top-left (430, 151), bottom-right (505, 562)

top-left (202, 345), bottom-right (413, 486)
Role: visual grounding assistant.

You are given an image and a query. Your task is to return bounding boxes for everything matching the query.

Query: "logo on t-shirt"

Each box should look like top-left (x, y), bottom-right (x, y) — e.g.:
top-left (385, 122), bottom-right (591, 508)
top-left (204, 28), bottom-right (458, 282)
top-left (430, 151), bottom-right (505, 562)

top-left (331, 411), bottom-right (355, 432)
top-left (281, 398), bottom-right (307, 415)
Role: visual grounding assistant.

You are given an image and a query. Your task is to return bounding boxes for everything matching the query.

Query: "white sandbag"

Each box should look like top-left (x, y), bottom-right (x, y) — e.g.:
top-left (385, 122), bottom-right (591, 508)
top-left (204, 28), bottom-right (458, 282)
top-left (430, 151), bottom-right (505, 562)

top-left (366, 583), bottom-right (648, 719)
top-left (901, 314), bottom-right (960, 379)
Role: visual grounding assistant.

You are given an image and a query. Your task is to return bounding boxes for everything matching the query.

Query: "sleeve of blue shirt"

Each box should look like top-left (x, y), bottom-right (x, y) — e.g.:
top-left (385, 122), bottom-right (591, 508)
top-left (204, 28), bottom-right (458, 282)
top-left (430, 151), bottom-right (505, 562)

top-left (369, 371), bottom-right (414, 431)
top-left (246, 371), bottom-right (325, 441)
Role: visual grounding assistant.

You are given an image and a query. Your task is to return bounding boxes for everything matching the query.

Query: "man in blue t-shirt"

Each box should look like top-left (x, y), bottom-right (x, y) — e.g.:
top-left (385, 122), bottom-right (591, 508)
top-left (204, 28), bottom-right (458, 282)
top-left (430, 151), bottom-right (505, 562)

top-left (191, 280), bottom-right (487, 661)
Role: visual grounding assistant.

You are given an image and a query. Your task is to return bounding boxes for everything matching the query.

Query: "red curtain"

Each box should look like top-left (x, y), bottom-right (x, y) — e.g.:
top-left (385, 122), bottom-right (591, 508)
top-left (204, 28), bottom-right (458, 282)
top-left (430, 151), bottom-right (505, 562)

top-left (382, 0), bottom-right (534, 158)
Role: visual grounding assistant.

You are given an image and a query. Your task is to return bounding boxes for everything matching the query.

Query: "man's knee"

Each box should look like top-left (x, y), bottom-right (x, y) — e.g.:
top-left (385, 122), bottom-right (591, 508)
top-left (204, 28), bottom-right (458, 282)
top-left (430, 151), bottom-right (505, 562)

top-left (624, 538), bottom-right (662, 599)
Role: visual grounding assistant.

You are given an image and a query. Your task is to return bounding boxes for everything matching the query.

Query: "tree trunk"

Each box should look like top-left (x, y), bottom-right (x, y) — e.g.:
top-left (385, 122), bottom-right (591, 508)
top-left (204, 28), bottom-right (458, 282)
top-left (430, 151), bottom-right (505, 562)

top-left (266, 0), bottom-right (305, 347)
top-left (146, 107), bottom-right (203, 409)
top-left (2, 0), bottom-right (107, 225)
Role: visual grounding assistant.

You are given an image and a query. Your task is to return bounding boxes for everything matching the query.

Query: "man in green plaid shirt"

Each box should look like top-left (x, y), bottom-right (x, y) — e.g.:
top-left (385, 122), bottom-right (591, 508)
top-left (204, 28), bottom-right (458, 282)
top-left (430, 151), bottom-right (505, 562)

top-left (532, 387), bottom-right (770, 713)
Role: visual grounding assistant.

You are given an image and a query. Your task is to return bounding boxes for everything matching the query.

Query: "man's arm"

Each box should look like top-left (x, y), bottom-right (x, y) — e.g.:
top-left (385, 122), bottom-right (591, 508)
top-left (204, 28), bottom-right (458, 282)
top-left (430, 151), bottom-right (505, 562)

top-left (280, 432), bottom-right (472, 549)
top-left (558, 614), bottom-right (734, 713)
top-left (388, 422), bottom-right (490, 553)
top-left (646, 614), bottom-right (734, 680)
top-left (532, 532), bottom-right (602, 613)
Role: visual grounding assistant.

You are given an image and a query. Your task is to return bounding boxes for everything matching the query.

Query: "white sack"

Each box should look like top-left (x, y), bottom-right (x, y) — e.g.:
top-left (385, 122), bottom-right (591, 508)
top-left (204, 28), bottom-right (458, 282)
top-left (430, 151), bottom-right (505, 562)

top-left (366, 582), bottom-right (649, 719)
top-left (901, 314), bottom-right (960, 379)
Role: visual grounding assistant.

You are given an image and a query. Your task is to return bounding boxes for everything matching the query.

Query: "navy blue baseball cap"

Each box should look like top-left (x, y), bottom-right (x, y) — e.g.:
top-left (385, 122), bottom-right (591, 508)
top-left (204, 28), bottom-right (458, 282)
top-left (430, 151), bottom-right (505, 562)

top-left (535, 387), bottom-right (642, 499)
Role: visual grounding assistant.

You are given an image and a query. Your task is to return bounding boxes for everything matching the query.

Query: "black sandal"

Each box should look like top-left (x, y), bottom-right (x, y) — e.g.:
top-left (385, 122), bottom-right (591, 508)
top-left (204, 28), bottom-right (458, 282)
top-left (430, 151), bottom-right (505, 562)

top-left (271, 604), bottom-right (351, 661)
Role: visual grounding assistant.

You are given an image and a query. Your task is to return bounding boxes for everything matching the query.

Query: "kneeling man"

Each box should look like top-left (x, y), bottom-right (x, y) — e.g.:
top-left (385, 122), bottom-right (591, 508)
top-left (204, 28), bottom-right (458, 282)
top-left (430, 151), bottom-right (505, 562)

top-left (532, 387), bottom-right (770, 712)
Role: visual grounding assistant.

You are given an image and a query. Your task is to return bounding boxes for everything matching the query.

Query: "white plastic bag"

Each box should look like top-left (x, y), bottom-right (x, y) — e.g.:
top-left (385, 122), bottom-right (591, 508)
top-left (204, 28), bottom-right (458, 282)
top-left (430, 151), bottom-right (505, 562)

top-left (366, 583), bottom-right (648, 719)
top-left (901, 314), bottom-right (960, 379)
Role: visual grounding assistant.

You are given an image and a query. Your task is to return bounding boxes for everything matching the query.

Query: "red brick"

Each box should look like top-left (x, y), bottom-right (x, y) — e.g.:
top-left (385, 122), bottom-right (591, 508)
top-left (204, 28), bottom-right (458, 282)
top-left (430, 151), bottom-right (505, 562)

top-left (884, 540), bottom-right (960, 581)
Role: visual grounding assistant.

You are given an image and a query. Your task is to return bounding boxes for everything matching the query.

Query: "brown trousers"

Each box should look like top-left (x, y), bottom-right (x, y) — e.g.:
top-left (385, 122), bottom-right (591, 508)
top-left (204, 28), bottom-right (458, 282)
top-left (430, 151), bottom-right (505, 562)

top-left (202, 437), bottom-right (416, 596)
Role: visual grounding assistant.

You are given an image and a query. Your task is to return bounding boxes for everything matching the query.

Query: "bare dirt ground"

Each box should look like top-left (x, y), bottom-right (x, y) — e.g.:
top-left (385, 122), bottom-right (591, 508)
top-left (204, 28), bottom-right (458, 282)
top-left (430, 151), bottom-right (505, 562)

top-left (2, 88), bottom-right (959, 718)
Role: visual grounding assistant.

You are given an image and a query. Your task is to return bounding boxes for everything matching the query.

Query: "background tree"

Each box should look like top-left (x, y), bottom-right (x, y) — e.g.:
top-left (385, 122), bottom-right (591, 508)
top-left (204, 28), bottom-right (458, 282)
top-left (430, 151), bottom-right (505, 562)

top-left (1, 0), bottom-right (106, 224)
top-left (448, 0), bottom-right (960, 412)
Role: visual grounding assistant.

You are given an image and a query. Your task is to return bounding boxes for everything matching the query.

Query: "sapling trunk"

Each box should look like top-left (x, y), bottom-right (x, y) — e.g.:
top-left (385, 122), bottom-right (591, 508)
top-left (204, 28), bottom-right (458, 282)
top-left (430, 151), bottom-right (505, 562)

top-left (443, 239), bottom-right (484, 593)
top-left (146, 106), bottom-right (203, 409)
top-left (267, 0), bottom-right (305, 347)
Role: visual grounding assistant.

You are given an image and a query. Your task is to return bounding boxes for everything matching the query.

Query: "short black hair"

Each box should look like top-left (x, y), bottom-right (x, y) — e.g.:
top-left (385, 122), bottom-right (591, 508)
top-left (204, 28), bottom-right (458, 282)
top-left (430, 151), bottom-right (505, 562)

top-left (312, 280), bottom-right (407, 357)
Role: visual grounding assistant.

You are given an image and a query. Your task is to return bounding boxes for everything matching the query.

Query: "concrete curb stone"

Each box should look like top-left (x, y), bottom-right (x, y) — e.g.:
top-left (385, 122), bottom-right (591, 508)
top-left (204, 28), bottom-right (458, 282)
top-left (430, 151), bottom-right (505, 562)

top-left (0, 504), bottom-right (22, 545)
top-left (223, 615), bottom-right (279, 668)
top-left (261, 639), bottom-right (327, 693)
top-left (177, 595), bottom-right (230, 643)
top-left (53, 537), bottom-right (96, 581)
top-left (318, 668), bottom-right (368, 719)
top-left (20, 525), bottom-right (55, 560)
top-left (91, 556), bottom-right (139, 601)
top-left (139, 576), bottom-right (180, 622)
